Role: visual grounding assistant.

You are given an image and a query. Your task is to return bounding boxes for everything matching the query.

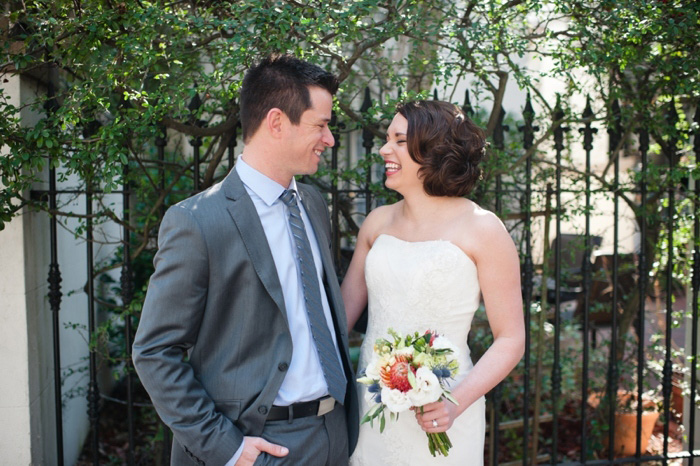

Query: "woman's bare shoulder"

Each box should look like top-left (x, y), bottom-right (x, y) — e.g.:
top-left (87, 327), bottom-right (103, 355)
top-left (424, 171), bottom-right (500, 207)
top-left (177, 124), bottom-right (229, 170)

top-left (454, 201), bottom-right (514, 256)
top-left (467, 202), bottom-right (507, 233)
top-left (358, 202), bottom-right (402, 245)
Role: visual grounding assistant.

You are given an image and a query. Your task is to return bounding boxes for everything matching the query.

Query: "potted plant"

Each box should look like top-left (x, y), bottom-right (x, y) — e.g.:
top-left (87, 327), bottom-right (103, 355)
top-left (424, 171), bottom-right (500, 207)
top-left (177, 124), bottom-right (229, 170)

top-left (606, 390), bottom-right (661, 455)
top-left (586, 335), bottom-right (662, 457)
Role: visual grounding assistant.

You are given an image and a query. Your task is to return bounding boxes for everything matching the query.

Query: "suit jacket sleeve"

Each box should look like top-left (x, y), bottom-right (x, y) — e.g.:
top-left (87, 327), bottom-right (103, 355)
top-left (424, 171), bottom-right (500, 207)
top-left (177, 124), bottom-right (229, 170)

top-left (132, 204), bottom-right (244, 465)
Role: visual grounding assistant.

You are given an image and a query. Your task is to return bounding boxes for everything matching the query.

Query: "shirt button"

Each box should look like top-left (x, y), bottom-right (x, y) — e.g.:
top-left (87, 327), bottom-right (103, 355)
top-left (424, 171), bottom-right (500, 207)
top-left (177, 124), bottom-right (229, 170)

top-left (278, 362), bottom-right (289, 371)
top-left (258, 405), bottom-right (268, 415)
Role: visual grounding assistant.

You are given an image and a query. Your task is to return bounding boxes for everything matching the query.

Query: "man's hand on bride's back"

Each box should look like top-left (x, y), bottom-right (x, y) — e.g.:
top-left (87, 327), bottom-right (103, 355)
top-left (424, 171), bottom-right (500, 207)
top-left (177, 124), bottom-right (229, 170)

top-left (235, 437), bottom-right (289, 466)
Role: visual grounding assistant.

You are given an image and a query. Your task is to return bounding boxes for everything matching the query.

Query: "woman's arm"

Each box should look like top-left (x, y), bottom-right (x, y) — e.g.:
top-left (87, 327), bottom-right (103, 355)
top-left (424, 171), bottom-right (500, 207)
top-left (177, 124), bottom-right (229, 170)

top-left (341, 206), bottom-right (391, 331)
top-left (416, 211), bottom-right (525, 431)
top-left (341, 223), bottom-right (372, 332)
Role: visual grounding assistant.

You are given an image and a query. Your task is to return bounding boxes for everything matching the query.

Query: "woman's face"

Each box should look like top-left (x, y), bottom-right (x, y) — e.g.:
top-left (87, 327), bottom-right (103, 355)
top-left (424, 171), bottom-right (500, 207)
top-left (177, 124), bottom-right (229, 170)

top-left (379, 113), bottom-right (423, 194)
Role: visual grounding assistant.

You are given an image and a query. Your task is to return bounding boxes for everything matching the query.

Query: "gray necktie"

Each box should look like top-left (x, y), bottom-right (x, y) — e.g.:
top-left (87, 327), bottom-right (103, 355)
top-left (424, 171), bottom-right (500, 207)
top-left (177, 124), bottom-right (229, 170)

top-left (279, 189), bottom-right (346, 403)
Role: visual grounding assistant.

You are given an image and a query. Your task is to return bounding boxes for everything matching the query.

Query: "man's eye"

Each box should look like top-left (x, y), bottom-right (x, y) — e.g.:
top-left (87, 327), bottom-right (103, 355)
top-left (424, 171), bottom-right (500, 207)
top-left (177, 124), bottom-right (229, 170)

top-left (397, 140), bottom-right (406, 144)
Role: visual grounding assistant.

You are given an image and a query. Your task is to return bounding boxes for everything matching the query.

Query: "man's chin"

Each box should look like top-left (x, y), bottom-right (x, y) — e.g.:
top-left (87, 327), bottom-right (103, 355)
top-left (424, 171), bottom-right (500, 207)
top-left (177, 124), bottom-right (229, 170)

top-left (301, 163), bottom-right (321, 176)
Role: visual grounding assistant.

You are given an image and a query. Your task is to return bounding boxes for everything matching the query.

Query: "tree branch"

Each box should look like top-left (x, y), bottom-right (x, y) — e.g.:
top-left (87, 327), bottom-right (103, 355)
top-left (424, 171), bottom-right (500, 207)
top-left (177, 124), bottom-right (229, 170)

top-left (161, 113), bottom-right (238, 137)
top-left (485, 71), bottom-right (508, 137)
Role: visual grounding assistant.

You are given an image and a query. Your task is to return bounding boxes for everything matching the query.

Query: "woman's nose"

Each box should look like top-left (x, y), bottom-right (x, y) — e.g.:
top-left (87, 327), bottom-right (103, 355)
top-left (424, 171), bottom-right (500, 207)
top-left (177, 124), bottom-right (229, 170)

top-left (379, 142), bottom-right (390, 156)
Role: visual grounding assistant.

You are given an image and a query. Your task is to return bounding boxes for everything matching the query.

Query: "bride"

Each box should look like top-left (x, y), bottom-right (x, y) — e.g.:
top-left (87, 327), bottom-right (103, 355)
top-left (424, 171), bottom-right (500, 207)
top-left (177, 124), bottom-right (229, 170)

top-left (341, 100), bottom-right (525, 465)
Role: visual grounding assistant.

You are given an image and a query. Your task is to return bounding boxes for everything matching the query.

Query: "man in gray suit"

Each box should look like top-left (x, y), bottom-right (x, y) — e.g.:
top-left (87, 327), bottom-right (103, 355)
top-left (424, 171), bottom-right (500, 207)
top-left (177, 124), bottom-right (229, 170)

top-left (133, 55), bottom-right (359, 466)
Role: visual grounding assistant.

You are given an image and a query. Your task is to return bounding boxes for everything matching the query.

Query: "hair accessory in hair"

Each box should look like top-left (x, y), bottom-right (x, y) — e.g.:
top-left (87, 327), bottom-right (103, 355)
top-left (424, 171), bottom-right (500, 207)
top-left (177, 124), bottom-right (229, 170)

top-left (480, 141), bottom-right (490, 157)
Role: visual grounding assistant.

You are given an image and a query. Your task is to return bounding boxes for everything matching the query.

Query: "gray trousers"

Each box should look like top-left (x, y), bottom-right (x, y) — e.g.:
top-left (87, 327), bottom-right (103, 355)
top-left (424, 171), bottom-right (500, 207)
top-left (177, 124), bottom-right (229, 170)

top-left (253, 404), bottom-right (349, 465)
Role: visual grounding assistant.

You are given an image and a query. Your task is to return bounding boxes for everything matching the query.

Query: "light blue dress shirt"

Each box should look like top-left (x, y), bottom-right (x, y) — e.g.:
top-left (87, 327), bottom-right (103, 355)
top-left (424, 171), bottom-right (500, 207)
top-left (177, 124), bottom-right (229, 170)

top-left (227, 157), bottom-right (344, 465)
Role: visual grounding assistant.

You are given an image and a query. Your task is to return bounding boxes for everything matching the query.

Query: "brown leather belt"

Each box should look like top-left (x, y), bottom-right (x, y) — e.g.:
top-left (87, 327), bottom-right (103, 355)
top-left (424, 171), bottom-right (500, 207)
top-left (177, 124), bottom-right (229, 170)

top-left (267, 396), bottom-right (336, 422)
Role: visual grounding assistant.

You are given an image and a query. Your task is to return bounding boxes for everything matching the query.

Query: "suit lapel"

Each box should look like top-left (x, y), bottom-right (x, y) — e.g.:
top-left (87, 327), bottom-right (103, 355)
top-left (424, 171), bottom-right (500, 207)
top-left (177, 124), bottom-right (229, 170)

top-left (223, 170), bottom-right (288, 320)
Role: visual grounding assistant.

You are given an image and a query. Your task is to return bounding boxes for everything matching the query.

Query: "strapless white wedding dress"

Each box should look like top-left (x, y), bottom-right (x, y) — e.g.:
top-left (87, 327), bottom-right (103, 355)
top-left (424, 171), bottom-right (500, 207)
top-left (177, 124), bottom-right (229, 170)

top-left (350, 234), bottom-right (486, 466)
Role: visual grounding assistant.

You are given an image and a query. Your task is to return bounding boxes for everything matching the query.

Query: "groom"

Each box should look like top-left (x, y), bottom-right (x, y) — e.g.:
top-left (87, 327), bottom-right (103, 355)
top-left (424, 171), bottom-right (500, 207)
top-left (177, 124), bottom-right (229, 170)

top-left (133, 55), bottom-right (359, 465)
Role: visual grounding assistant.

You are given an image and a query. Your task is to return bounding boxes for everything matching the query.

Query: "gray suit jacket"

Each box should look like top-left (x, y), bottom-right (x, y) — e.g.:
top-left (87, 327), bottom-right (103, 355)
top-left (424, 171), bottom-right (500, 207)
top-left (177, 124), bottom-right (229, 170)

top-left (132, 169), bottom-right (359, 465)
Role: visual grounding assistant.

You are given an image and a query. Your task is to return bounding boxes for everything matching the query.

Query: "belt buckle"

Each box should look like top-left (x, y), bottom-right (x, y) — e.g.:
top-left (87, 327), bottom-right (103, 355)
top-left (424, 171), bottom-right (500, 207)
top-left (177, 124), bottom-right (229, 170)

top-left (317, 397), bottom-right (335, 416)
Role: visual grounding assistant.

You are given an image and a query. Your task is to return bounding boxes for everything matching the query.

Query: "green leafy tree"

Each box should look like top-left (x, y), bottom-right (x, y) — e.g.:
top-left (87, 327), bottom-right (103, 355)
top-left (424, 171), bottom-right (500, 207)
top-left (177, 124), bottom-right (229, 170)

top-left (1, 0), bottom-right (699, 461)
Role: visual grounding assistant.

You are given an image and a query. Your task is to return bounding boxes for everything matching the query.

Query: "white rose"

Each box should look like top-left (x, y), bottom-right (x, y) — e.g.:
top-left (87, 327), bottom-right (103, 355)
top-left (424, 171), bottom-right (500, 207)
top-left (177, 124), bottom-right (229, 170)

top-left (364, 356), bottom-right (382, 381)
top-left (394, 346), bottom-right (415, 358)
top-left (381, 387), bottom-right (413, 413)
top-left (407, 367), bottom-right (443, 406)
top-left (432, 336), bottom-right (460, 360)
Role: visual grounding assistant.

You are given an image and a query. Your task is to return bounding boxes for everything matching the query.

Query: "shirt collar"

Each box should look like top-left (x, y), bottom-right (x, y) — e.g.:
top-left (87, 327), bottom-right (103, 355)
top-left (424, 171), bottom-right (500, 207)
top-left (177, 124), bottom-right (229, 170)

top-left (235, 156), bottom-right (300, 207)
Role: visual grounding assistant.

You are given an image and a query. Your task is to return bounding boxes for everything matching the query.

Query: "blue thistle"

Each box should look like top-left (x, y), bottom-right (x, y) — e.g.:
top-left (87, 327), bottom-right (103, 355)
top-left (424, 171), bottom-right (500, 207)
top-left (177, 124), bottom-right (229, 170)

top-left (432, 366), bottom-right (453, 379)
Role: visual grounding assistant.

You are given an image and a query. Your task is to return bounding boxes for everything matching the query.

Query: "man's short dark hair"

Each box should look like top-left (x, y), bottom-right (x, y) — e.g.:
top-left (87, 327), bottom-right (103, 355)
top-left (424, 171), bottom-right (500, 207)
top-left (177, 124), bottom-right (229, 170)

top-left (239, 54), bottom-right (339, 142)
top-left (397, 100), bottom-right (487, 197)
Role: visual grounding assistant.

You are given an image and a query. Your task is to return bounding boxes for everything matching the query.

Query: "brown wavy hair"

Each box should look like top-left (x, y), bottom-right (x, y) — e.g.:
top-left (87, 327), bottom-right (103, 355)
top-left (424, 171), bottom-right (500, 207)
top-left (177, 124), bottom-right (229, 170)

top-left (397, 100), bottom-right (486, 197)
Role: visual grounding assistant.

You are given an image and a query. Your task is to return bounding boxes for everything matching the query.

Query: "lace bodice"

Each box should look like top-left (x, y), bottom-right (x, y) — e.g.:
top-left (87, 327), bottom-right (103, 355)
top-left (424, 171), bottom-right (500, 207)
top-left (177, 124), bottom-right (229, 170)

top-left (360, 234), bottom-right (481, 380)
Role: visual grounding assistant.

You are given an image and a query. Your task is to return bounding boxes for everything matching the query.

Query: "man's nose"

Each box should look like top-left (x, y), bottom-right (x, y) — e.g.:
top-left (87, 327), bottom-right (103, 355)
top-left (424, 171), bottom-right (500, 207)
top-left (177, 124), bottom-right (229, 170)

top-left (323, 126), bottom-right (335, 147)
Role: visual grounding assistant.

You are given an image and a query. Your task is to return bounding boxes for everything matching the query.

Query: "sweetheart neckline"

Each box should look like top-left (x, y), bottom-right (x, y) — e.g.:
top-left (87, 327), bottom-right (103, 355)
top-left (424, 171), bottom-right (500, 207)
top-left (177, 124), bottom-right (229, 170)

top-left (373, 233), bottom-right (476, 268)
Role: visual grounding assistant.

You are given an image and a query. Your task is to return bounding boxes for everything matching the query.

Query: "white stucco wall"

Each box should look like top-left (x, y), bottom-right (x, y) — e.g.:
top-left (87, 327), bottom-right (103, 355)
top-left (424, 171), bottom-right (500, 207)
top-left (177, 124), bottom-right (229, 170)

top-left (0, 72), bottom-right (101, 465)
top-left (0, 70), bottom-right (36, 466)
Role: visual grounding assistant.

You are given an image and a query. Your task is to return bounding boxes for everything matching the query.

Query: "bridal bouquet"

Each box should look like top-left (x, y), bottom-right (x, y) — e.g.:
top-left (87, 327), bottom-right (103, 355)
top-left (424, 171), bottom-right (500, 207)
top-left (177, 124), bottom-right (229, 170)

top-left (357, 328), bottom-right (460, 457)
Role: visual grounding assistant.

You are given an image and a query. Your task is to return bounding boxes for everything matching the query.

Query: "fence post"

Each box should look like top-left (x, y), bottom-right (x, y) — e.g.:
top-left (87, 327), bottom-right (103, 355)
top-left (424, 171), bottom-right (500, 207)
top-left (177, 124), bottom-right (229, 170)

top-left (46, 76), bottom-right (65, 466)
top-left (662, 100), bottom-right (680, 457)
top-left (490, 104), bottom-right (509, 466)
top-left (227, 116), bottom-right (240, 173)
top-left (462, 90), bottom-right (474, 118)
top-left (635, 122), bottom-right (650, 459)
top-left (330, 111), bottom-right (342, 270)
top-left (579, 97), bottom-right (597, 461)
top-left (85, 179), bottom-right (100, 465)
top-left (153, 124), bottom-right (173, 463)
top-left (189, 90), bottom-right (203, 192)
top-left (606, 98), bottom-right (622, 460)
top-left (121, 162), bottom-right (136, 465)
top-left (532, 183), bottom-right (554, 463)
top-left (690, 105), bottom-right (700, 463)
top-left (518, 92), bottom-right (537, 465)
top-left (360, 88), bottom-right (374, 215)
top-left (550, 97), bottom-right (569, 464)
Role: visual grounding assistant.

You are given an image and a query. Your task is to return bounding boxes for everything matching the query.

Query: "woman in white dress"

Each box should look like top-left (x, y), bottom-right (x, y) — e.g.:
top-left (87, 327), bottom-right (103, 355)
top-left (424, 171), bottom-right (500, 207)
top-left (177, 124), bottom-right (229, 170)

top-left (342, 100), bottom-right (525, 465)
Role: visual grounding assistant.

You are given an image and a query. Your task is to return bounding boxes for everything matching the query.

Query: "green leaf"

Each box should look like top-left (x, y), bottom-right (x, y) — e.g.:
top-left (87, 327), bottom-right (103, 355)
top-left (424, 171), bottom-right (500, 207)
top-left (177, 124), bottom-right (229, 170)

top-left (443, 391), bottom-right (459, 405)
top-left (407, 370), bottom-right (417, 389)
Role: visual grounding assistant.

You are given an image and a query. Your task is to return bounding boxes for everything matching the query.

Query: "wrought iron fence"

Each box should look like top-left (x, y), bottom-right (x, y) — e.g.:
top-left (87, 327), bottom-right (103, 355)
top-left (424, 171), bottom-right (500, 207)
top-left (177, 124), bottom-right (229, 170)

top-left (32, 82), bottom-right (700, 465)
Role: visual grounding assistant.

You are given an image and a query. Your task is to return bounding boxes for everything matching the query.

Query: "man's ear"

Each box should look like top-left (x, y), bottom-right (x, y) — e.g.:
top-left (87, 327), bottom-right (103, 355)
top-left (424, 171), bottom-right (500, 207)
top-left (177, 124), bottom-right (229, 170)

top-left (266, 108), bottom-right (286, 139)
